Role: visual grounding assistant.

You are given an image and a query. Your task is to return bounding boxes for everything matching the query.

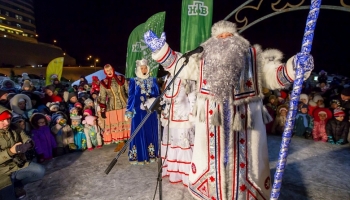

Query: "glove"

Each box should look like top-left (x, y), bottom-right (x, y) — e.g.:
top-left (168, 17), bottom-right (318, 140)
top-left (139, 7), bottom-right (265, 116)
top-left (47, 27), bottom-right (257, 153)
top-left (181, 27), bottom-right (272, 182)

top-left (294, 53), bottom-right (314, 80)
top-left (124, 115), bottom-right (129, 122)
top-left (143, 30), bottom-right (166, 52)
top-left (336, 139), bottom-right (344, 145)
top-left (327, 136), bottom-right (335, 144)
top-left (15, 142), bottom-right (33, 154)
top-left (125, 110), bottom-right (135, 119)
top-left (100, 104), bottom-right (107, 119)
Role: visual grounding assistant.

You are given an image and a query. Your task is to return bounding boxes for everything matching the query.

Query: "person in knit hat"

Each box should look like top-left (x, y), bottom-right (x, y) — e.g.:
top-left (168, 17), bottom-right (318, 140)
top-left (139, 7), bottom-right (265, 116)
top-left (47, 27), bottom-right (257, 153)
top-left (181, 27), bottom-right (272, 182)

top-left (326, 108), bottom-right (349, 145)
top-left (70, 115), bottom-right (87, 150)
top-left (42, 85), bottom-right (62, 104)
top-left (21, 80), bottom-right (33, 92)
top-left (312, 107), bottom-right (332, 142)
top-left (74, 102), bottom-right (83, 115)
top-left (46, 102), bottom-right (60, 114)
top-left (51, 112), bottom-right (76, 156)
top-left (272, 104), bottom-right (289, 135)
top-left (83, 115), bottom-right (102, 151)
top-left (0, 106), bottom-right (45, 199)
top-left (84, 98), bottom-right (95, 115)
top-left (293, 104), bottom-right (314, 139)
top-left (277, 90), bottom-right (288, 105)
top-left (83, 109), bottom-right (92, 117)
top-left (70, 107), bottom-right (78, 117)
top-left (308, 95), bottom-right (324, 115)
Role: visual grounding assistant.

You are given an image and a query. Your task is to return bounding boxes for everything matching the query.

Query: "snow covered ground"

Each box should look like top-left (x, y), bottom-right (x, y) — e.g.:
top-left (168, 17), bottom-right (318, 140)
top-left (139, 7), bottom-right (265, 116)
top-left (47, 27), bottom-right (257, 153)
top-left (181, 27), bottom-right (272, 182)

top-left (25, 135), bottom-right (350, 200)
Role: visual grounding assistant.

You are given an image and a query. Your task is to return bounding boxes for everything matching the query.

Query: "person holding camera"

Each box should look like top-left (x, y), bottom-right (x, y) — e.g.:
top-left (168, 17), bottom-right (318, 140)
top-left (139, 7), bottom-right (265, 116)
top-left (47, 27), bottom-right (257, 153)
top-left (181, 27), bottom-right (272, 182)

top-left (0, 106), bottom-right (45, 200)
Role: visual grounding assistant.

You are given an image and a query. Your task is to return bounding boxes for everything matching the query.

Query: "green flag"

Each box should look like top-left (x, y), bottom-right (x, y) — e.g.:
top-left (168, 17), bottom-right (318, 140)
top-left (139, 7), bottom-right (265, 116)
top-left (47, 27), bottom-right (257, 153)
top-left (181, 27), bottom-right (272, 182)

top-left (125, 23), bottom-right (145, 78)
top-left (180, 0), bottom-right (213, 53)
top-left (125, 12), bottom-right (166, 78)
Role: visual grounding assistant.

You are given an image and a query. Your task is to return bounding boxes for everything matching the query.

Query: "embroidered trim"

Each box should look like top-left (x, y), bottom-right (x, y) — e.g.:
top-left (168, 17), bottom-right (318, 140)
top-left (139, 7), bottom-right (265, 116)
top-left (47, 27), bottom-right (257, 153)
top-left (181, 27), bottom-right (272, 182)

top-left (276, 65), bottom-right (293, 87)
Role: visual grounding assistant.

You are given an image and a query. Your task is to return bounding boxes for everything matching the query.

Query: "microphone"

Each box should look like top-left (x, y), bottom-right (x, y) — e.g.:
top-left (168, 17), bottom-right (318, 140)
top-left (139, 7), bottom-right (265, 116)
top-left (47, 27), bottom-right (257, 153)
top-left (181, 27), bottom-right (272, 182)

top-left (182, 46), bottom-right (204, 58)
top-left (181, 46), bottom-right (204, 64)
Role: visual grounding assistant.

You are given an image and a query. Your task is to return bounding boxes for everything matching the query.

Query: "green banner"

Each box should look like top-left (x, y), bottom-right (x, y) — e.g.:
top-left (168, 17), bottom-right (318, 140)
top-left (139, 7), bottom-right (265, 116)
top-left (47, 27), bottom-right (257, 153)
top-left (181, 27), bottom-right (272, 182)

top-left (180, 0), bottom-right (213, 53)
top-left (125, 23), bottom-right (145, 78)
top-left (125, 12), bottom-right (166, 78)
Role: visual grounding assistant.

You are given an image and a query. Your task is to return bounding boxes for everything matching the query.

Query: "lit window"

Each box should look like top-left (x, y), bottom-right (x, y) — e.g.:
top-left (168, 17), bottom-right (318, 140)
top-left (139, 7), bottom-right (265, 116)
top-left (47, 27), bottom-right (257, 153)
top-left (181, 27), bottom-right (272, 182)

top-left (0, 28), bottom-right (5, 31)
top-left (15, 32), bottom-right (19, 34)
top-left (15, 15), bottom-right (23, 20)
top-left (22, 33), bottom-right (28, 37)
top-left (16, 24), bottom-right (21, 28)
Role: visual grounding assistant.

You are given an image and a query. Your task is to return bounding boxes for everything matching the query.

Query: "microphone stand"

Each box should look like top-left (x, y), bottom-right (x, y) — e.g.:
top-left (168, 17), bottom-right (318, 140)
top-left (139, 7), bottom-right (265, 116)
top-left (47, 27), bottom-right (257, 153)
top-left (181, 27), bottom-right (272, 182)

top-left (104, 58), bottom-right (189, 199)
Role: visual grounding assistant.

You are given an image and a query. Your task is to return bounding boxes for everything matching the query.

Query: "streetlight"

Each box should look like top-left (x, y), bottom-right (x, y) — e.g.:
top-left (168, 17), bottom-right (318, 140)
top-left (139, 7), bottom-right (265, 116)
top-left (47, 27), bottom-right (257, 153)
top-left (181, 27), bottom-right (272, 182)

top-left (53, 39), bottom-right (57, 45)
top-left (87, 55), bottom-right (99, 67)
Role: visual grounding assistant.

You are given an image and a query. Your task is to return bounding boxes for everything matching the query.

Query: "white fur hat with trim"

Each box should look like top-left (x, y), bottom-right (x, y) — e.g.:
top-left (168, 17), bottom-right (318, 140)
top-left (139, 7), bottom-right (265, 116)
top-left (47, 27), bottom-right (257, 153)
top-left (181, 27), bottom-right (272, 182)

top-left (211, 20), bottom-right (237, 37)
top-left (313, 95), bottom-right (323, 102)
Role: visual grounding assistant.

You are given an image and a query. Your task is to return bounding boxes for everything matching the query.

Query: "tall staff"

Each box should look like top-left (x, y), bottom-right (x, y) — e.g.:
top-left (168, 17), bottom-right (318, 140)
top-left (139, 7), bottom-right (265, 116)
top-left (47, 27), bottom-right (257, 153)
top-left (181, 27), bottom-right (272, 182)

top-left (270, 0), bottom-right (321, 199)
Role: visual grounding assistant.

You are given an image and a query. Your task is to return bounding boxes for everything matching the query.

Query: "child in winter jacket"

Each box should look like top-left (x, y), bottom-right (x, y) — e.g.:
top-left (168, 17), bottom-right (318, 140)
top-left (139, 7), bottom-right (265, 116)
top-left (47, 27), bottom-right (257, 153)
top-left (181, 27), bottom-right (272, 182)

top-left (326, 109), bottom-right (349, 145)
top-left (293, 104), bottom-right (314, 138)
top-left (71, 115), bottom-right (87, 150)
top-left (30, 113), bottom-right (57, 163)
top-left (312, 108), bottom-right (332, 142)
top-left (83, 115), bottom-right (102, 151)
top-left (51, 112), bottom-right (77, 156)
top-left (272, 105), bottom-right (289, 135)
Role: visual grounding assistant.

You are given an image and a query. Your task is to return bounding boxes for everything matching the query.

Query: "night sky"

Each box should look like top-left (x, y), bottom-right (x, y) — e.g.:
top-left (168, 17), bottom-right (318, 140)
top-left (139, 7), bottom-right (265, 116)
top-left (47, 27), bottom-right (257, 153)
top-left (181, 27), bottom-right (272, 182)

top-left (33, 0), bottom-right (350, 76)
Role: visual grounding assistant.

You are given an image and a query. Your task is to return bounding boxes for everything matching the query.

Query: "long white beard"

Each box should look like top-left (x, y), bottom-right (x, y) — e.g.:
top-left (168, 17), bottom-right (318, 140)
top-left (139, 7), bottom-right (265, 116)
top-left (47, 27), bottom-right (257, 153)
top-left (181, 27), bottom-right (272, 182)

top-left (201, 36), bottom-right (250, 102)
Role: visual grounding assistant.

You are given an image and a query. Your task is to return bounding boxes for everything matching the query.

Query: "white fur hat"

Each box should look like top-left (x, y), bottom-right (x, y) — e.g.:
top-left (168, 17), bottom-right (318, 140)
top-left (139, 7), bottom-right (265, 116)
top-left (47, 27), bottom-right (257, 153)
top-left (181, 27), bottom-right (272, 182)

top-left (313, 95), bottom-right (323, 102)
top-left (299, 94), bottom-right (308, 101)
top-left (211, 20), bottom-right (237, 37)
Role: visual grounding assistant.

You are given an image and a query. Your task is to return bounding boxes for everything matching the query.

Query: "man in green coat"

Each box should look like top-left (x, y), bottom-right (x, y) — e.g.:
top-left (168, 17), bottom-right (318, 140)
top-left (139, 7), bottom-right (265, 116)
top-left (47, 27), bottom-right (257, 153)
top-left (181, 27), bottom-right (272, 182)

top-left (0, 106), bottom-right (45, 199)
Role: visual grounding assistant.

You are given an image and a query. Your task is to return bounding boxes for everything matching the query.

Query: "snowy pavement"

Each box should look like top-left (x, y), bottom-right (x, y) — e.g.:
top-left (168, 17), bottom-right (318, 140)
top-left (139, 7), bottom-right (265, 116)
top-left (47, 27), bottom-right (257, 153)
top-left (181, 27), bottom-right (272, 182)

top-left (24, 135), bottom-right (350, 200)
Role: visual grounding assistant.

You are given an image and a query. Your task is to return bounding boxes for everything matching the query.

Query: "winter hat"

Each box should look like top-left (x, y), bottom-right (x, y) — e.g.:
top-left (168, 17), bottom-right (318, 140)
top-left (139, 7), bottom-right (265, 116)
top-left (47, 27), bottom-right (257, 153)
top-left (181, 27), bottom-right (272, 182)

top-left (279, 90), bottom-right (288, 99)
top-left (70, 115), bottom-right (82, 123)
top-left (22, 80), bottom-right (32, 90)
top-left (68, 92), bottom-right (77, 101)
top-left (211, 20), bottom-right (237, 37)
top-left (83, 109), bottom-right (92, 116)
top-left (46, 102), bottom-right (60, 111)
top-left (22, 73), bottom-right (30, 81)
top-left (29, 113), bottom-right (47, 128)
top-left (277, 104), bottom-right (288, 114)
top-left (82, 115), bottom-right (96, 125)
top-left (301, 104), bottom-right (308, 109)
top-left (78, 91), bottom-right (87, 99)
top-left (312, 95), bottom-right (323, 102)
top-left (51, 113), bottom-right (63, 124)
top-left (0, 110), bottom-right (11, 121)
top-left (74, 102), bottom-right (82, 108)
top-left (268, 95), bottom-right (276, 101)
top-left (330, 99), bottom-right (340, 106)
top-left (313, 108), bottom-right (332, 122)
top-left (45, 85), bottom-right (55, 92)
top-left (299, 94), bottom-right (308, 102)
top-left (341, 87), bottom-right (350, 96)
top-left (84, 98), bottom-right (93, 106)
top-left (11, 116), bottom-right (24, 124)
top-left (333, 108), bottom-right (345, 117)
top-left (70, 107), bottom-right (78, 114)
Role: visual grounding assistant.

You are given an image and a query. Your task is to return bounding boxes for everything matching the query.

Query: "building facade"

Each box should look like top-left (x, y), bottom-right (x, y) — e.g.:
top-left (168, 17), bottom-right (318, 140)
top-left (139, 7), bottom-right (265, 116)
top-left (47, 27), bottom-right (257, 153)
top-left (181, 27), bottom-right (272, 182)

top-left (0, 0), bottom-right (76, 67)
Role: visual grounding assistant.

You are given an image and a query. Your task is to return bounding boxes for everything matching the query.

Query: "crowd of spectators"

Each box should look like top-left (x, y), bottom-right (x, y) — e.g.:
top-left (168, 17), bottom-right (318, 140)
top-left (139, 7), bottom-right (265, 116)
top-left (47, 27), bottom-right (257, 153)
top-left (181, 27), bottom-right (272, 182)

top-left (263, 70), bottom-right (350, 145)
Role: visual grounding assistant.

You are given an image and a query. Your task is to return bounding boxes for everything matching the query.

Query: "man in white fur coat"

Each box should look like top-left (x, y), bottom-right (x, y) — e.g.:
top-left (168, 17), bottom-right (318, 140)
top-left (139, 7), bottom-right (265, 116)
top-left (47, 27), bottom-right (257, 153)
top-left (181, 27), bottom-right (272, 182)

top-left (144, 20), bottom-right (313, 200)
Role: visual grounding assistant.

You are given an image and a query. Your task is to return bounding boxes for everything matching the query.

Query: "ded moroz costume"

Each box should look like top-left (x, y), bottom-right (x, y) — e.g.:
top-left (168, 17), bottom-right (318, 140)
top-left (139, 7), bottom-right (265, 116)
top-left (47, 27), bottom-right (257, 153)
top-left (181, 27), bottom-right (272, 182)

top-left (144, 20), bottom-right (313, 199)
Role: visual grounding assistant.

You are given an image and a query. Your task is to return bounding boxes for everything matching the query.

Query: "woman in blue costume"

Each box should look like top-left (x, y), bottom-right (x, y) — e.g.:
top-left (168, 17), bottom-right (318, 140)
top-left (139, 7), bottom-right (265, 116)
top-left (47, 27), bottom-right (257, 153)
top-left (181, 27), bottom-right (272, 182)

top-left (125, 59), bottom-right (159, 165)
